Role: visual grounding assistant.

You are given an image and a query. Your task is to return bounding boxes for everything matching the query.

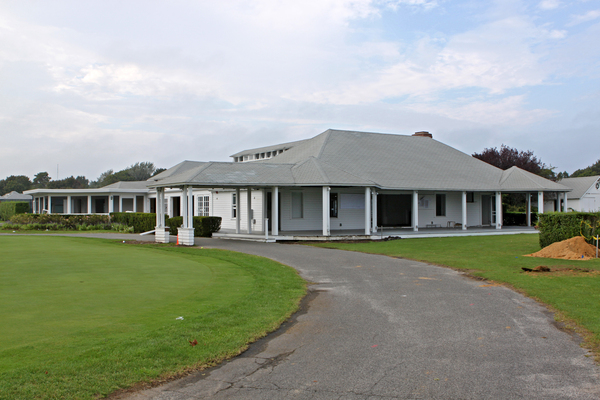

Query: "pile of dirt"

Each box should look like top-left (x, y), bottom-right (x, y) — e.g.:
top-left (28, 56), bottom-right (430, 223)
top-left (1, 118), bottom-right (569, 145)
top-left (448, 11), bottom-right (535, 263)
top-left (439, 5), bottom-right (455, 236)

top-left (525, 236), bottom-right (598, 260)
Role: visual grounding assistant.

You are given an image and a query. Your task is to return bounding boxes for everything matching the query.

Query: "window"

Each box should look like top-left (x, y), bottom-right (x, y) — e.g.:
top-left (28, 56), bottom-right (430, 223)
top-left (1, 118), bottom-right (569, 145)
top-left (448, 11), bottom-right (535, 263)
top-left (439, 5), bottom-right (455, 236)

top-left (232, 193), bottom-right (237, 218)
top-left (292, 192), bottom-right (303, 219)
top-left (436, 194), bottom-right (446, 216)
top-left (467, 192), bottom-right (475, 203)
top-left (198, 195), bottom-right (210, 216)
top-left (330, 193), bottom-right (338, 218)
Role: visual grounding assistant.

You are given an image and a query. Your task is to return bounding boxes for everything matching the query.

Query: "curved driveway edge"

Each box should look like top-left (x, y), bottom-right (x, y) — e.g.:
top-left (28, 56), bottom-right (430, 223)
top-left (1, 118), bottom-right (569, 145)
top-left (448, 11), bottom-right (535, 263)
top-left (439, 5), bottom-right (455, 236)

top-left (120, 237), bottom-right (599, 400)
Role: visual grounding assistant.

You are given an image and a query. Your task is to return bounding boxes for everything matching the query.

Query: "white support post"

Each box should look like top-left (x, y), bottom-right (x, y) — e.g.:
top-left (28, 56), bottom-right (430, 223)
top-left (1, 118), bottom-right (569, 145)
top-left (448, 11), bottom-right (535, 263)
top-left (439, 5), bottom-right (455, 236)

top-left (48, 196), bottom-right (52, 214)
top-left (461, 191), bottom-right (467, 230)
top-left (182, 187), bottom-right (188, 228)
top-left (563, 192), bottom-right (568, 212)
top-left (526, 193), bottom-right (531, 226)
top-left (119, 196), bottom-right (123, 214)
top-left (67, 195), bottom-right (72, 214)
top-left (365, 187), bottom-right (371, 235)
top-left (177, 186), bottom-right (195, 246)
top-left (371, 190), bottom-right (378, 233)
top-left (538, 191), bottom-right (544, 214)
top-left (322, 186), bottom-right (330, 236)
top-left (236, 188), bottom-right (241, 234)
top-left (272, 187), bottom-right (279, 236)
top-left (247, 187), bottom-right (252, 234)
top-left (87, 195), bottom-right (92, 214)
top-left (495, 191), bottom-right (502, 229)
top-left (188, 187), bottom-right (194, 226)
top-left (155, 188), bottom-right (170, 243)
top-left (412, 190), bottom-right (419, 232)
top-left (108, 196), bottom-right (114, 213)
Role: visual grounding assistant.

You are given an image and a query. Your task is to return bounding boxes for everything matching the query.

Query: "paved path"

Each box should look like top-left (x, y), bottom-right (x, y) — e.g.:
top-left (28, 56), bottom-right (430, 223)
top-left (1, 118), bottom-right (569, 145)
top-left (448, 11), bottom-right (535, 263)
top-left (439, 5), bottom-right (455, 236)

top-left (5, 233), bottom-right (599, 398)
top-left (121, 237), bottom-right (599, 400)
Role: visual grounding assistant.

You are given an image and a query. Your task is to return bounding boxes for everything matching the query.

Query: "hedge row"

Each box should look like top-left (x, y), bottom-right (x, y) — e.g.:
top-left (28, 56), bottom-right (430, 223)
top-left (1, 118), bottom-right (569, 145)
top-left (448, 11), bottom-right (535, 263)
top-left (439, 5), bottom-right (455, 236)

top-left (166, 216), bottom-right (222, 237)
top-left (538, 212), bottom-right (600, 248)
top-left (109, 212), bottom-right (163, 233)
top-left (109, 213), bottom-right (221, 237)
top-left (0, 202), bottom-right (30, 221)
top-left (9, 213), bottom-right (111, 227)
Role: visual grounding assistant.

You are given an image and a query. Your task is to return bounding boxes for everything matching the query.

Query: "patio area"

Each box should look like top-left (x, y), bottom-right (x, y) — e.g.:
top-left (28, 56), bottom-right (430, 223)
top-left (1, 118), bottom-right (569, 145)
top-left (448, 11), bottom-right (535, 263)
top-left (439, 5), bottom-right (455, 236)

top-left (212, 225), bottom-right (538, 242)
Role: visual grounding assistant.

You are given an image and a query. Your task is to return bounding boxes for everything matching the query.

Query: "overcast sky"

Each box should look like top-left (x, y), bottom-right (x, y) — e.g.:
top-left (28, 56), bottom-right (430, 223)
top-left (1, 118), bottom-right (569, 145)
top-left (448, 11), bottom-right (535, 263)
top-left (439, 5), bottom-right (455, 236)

top-left (1, 0), bottom-right (599, 182)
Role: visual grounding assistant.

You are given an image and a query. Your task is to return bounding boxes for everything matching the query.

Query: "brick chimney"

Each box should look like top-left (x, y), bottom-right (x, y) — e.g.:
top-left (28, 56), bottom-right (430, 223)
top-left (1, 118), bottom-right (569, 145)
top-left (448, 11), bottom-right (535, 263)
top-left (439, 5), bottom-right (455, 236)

top-left (413, 131), bottom-right (432, 138)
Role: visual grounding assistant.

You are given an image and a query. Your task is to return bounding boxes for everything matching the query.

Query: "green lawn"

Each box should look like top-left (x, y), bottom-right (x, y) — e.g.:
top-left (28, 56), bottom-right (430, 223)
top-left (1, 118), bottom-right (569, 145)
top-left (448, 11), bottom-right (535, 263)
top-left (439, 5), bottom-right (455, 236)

top-left (0, 236), bottom-right (306, 399)
top-left (309, 234), bottom-right (600, 355)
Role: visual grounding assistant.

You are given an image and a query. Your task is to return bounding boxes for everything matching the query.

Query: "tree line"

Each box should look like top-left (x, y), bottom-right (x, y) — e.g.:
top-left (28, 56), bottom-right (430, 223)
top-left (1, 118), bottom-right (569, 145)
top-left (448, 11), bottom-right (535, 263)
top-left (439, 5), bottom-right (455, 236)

top-left (471, 144), bottom-right (599, 180)
top-left (0, 162), bottom-right (166, 196)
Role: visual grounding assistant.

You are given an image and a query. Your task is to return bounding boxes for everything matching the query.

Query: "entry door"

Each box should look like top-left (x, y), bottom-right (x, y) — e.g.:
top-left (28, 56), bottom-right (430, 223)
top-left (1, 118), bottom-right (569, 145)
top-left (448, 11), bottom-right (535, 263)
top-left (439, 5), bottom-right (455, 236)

top-left (377, 194), bottom-right (412, 227)
top-left (482, 195), bottom-right (492, 225)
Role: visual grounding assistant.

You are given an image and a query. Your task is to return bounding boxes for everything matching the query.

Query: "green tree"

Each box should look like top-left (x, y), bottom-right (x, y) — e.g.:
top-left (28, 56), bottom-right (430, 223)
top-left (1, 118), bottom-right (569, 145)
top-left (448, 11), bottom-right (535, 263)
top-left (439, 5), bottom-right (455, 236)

top-left (0, 175), bottom-right (32, 195)
top-left (570, 159), bottom-right (600, 178)
top-left (33, 172), bottom-right (51, 188)
top-left (47, 176), bottom-right (89, 189)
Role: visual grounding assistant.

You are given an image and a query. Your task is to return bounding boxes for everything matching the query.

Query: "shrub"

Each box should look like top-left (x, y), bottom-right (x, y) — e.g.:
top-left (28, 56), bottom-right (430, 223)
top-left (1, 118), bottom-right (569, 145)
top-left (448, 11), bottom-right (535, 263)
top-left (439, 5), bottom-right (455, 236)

top-left (195, 216), bottom-right (221, 237)
top-left (0, 202), bottom-right (30, 221)
top-left (538, 212), bottom-right (600, 248)
top-left (166, 216), bottom-right (183, 236)
top-left (6, 214), bottom-right (113, 231)
top-left (110, 212), bottom-right (161, 233)
top-left (166, 216), bottom-right (221, 237)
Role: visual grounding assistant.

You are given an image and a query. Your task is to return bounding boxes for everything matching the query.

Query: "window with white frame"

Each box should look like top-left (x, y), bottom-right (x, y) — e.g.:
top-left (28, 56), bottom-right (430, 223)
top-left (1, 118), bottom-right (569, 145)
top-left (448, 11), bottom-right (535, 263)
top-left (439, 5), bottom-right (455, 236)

top-left (232, 193), bottom-right (237, 218)
top-left (197, 195), bottom-right (210, 216)
top-left (292, 192), bottom-right (303, 218)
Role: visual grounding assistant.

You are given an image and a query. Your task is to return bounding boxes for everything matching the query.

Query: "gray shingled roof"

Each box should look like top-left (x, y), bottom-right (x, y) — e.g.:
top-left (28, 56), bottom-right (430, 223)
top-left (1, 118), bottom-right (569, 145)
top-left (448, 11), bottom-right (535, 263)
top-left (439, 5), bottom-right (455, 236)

top-left (0, 191), bottom-right (32, 200)
top-left (559, 176), bottom-right (600, 199)
top-left (102, 181), bottom-right (150, 189)
top-left (150, 129), bottom-right (570, 192)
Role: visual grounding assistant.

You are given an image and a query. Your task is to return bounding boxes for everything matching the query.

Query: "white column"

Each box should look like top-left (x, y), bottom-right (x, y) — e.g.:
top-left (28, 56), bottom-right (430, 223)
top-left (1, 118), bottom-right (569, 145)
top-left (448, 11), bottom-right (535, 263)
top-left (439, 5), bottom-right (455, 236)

top-left (188, 187), bottom-right (194, 227)
top-left (87, 195), bottom-right (92, 214)
top-left (365, 187), bottom-right (371, 235)
top-left (48, 196), bottom-right (52, 214)
top-left (495, 191), bottom-right (502, 229)
top-left (272, 187), bottom-right (279, 236)
top-left (538, 191), bottom-right (544, 214)
top-left (155, 188), bottom-right (170, 244)
top-left (461, 191), bottom-right (467, 230)
top-left (371, 190), bottom-right (378, 233)
top-left (236, 188), bottom-right (241, 234)
top-left (156, 188), bottom-right (163, 228)
top-left (119, 196), bottom-right (123, 214)
top-left (563, 192), bottom-right (568, 212)
top-left (109, 196), bottom-right (114, 213)
top-left (66, 195), bottom-right (72, 214)
top-left (247, 187), bottom-right (252, 234)
top-left (322, 186), bottom-right (330, 236)
top-left (412, 190), bottom-right (419, 231)
top-left (526, 193), bottom-right (531, 226)
top-left (182, 186), bottom-right (188, 228)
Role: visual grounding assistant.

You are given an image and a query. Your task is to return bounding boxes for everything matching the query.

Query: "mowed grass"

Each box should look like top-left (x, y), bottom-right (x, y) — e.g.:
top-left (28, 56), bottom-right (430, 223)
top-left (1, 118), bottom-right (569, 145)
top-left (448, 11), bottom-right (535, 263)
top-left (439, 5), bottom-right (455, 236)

top-left (0, 236), bottom-right (306, 399)
top-left (309, 234), bottom-right (600, 354)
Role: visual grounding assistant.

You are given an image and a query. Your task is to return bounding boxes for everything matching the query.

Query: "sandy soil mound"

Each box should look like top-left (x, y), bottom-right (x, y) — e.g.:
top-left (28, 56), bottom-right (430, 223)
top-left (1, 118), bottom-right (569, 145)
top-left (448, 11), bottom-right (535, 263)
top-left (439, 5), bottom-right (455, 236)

top-left (525, 236), bottom-right (598, 260)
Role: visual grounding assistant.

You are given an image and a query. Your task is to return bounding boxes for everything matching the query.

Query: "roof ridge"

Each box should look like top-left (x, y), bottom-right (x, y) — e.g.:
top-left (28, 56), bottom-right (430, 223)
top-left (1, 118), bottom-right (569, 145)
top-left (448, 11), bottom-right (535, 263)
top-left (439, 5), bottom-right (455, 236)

top-left (315, 130), bottom-right (333, 159)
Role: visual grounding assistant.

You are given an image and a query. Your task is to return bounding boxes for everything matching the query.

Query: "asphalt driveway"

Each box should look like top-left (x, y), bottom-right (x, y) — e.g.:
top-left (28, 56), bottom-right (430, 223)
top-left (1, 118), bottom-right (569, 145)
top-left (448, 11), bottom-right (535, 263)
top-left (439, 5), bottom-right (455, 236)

top-left (119, 237), bottom-right (599, 400)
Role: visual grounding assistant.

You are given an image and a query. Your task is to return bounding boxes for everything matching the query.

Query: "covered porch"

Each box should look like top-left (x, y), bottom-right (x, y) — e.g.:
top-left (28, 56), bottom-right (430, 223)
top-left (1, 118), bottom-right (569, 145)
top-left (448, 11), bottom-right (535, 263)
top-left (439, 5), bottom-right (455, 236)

top-left (212, 225), bottom-right (539, 242)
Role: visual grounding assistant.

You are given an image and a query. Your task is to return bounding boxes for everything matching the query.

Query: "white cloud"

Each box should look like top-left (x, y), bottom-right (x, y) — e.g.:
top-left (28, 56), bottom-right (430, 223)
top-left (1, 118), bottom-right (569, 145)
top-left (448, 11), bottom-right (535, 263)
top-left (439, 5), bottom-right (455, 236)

top-left (538, 0), bottom-right (560, 10)
top-left (567, 9), bottom-right (600, 26)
